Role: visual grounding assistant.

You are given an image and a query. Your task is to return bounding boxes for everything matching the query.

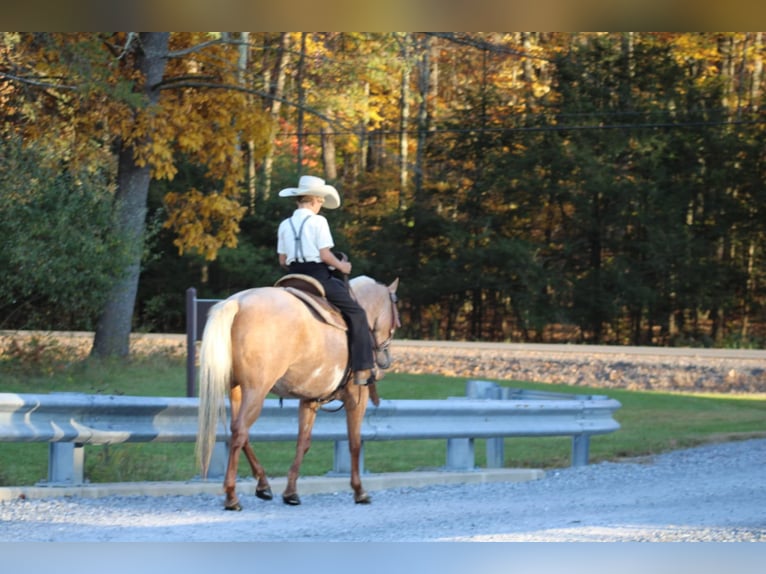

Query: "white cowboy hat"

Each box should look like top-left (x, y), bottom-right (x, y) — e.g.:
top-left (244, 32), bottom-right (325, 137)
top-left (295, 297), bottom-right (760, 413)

top-left (278, 175), bottom-right (341, 209)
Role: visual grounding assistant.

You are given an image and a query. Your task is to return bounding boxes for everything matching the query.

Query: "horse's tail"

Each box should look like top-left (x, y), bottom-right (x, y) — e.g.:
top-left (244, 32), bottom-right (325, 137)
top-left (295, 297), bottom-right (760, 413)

top-left (195, 297), bottom-right (240, 478)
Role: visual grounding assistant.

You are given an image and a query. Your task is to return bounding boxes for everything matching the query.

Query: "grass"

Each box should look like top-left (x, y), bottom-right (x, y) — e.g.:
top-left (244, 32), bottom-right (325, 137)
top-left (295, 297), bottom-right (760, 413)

top-left (1, 348), bottom-right (765, 486)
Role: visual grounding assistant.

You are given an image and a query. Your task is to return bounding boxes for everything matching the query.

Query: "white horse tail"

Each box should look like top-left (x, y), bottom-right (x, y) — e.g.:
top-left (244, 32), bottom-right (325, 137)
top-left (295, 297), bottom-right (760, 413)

top-left (195, 297), bottom-right (240, 478)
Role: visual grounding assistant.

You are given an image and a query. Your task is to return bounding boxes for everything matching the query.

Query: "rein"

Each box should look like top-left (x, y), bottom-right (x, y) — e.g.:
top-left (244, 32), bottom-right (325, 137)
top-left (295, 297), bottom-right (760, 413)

top-left (371, 290), bottom-right (400, 359)
top-left (318, 279), bottom-right (400, 412)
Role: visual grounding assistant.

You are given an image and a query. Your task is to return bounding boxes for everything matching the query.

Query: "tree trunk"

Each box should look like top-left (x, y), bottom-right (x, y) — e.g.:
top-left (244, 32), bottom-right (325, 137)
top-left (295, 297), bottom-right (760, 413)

top-left (238, 32), bottom-right (257, 213)
top-left (321, 121), bottom-right (337, 180)
top-left (750, 33), bottom-right (763, 108)
top-left (91, 32), bottom-right (170, 358)
top-left (296, 33), bottom-right (307, 174)
top-left (262, 32), bottom-right (290, 200)
top-left (414, 33), bottom-right (432, 207)
top-left (398, 34), bottom-right (411, 209)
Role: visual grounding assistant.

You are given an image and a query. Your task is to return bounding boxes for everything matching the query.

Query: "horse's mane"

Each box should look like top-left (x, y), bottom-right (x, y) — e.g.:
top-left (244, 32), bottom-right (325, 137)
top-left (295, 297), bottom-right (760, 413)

top-left (350, 275), bottom-right (378, 299)
top-left (350, 275), bottom-right (375, 287)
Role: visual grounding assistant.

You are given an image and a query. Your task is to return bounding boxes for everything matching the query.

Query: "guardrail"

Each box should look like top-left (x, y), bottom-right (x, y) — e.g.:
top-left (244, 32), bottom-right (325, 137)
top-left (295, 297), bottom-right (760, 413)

top-left (0, 386), bottom-right (621, 485)
top-left (461, 379), bottom-right (619, 468)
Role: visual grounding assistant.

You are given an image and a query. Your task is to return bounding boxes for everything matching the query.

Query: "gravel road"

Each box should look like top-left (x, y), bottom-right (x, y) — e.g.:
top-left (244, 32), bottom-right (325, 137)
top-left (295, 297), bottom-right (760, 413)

top-left (1, 437), bottom-right (764, 542)
top-left (2, 334), bottom-right (764, 547)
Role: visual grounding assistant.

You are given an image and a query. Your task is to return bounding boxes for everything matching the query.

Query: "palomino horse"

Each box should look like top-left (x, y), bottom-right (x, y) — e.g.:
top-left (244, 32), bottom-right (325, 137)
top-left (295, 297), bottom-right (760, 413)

top-left (196, 275), bottom-right (400, 510)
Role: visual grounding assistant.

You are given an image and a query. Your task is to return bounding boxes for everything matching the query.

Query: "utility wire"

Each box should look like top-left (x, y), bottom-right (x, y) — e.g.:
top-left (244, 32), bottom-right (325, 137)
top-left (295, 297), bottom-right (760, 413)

top-left (278, 117), bottom-right (766, 138)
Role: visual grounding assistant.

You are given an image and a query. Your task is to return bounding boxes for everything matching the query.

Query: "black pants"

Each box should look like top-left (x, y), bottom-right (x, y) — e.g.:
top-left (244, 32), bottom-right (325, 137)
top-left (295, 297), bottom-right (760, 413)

top-left (288, 262), bottom-right (374, 371)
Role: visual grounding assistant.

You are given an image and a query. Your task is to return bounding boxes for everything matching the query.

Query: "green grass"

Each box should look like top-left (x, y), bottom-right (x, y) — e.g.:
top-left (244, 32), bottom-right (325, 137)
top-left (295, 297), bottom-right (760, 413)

top-left (1, 352), bottom-right (765, 486)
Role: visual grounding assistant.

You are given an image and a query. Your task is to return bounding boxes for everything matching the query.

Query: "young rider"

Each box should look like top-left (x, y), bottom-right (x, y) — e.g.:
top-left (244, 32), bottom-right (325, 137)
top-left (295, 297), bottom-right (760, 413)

top-left (276, 175), bottom-right (376, 386)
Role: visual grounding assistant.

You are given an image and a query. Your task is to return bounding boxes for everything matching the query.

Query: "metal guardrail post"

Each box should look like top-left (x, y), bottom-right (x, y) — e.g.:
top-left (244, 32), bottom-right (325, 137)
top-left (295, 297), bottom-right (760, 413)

top-left (186, 287), bottom-right (197, 398)
top-left (186, 289), bottom-right (224, 397)
top-left (465, 380), bottom-right (505, 468)
top-left (205, 441), bottom-right (228, 478)
top-left (47, 443), bottom-right (84, 485)
top-left (571, 434), bottom-right (590, 467)
top-left (331, 439), bottom-right (366, 475)
top-left (445, 437), bottom-right (475, 470)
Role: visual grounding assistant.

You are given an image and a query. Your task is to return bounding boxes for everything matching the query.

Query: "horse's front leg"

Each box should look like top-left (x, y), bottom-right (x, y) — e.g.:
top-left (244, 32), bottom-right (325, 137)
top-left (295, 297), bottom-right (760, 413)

top-left (282, 399), bottom-right (319, 505)
top-left (344, 385), bottom-right (371, 504)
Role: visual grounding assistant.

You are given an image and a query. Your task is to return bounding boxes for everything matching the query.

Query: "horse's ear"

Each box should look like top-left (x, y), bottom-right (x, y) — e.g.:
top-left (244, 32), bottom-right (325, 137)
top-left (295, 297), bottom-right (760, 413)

top-left (388, 277), bottom-right (399, 294)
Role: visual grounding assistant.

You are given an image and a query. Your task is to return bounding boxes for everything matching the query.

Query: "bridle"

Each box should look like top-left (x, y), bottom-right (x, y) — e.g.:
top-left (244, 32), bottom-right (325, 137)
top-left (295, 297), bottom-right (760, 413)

top-left (341, 266), bottom-right (400, 370)
top-left (371, 288), bottom-right (400, 370)
top-left (321, 281), bottom-right (400, 411)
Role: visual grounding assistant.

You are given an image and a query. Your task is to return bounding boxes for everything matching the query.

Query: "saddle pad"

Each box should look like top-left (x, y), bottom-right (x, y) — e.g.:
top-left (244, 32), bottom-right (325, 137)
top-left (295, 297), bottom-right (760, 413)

top-left (283, 287), bottom-right (347, 331)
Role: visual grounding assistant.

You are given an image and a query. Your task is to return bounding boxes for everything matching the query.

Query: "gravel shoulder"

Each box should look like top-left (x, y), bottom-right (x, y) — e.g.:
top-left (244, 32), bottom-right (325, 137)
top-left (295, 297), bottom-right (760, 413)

top-left (1, 438), bottom-right (764, 542)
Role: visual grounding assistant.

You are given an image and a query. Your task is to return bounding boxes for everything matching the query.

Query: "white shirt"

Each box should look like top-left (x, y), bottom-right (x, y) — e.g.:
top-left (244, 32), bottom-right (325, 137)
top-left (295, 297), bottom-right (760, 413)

top-left (277, 208), bottom-right (334, 264)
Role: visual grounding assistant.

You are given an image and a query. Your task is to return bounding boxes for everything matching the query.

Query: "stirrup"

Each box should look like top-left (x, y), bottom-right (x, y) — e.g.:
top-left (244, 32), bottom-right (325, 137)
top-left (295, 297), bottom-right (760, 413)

top-left (354, 370), bottom-right (375, 386)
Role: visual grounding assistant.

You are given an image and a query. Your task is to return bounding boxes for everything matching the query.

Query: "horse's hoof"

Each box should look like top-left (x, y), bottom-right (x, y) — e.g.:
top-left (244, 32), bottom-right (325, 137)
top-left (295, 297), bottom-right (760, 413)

top-left (256, 487), bottom-right (273, 501)
top-left (282, 493), bottom-right (301, 506)
top-left (355, 493), bottom-right (372, 504)
top-left (224, 501), bottom-right (242, 511)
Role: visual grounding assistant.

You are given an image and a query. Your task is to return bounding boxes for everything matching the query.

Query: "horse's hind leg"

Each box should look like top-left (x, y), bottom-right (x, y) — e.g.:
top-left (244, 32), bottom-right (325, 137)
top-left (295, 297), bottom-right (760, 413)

top-left (282, 399), bottom-right (319, 506)
top-left (242, 441), bottom-right (273, 500)
top-left (223, 385), bottom-right (245, 510)
top-left (224, 384), bottom-right (267, 511)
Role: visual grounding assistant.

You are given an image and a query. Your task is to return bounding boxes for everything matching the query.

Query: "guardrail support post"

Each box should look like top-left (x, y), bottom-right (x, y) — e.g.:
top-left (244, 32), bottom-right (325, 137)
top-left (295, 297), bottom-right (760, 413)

top-left (47, 442), bottom-right (84, 485)
top-left (571, 434), bottom-right (590, 466)
top-left (186, 287), bottom-right (197, 398)
top-left (446, 438), bottom-right (475, 470)
top-left (331, 440), bottom-right (365, 475)
top-left (466, 379), bottom-right (504, 468)
top-left (208, 441), bottom-right (228, 478)
top-left (486, 436), bottom-right (505, 468)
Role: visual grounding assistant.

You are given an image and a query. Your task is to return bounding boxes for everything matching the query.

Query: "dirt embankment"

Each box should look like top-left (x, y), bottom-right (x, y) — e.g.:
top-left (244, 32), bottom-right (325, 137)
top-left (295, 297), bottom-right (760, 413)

top-left (2, 331), bottom-right (765, 395)
top-left (389, 344), bottom-right (766, 394)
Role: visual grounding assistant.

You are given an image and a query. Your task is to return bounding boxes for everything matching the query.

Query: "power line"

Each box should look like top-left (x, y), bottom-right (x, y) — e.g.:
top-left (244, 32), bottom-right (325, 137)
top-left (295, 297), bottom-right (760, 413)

top-left (279, 117), bottom-right (766, 138)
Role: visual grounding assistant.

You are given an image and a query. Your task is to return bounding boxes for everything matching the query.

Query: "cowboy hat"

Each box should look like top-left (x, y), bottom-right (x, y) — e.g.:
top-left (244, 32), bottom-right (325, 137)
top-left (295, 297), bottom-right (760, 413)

top-left (278, 175), bottom-right (341, 209)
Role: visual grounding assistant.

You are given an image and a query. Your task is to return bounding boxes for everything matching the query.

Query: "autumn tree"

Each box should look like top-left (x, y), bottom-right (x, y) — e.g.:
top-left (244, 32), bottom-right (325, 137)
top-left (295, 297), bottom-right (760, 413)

top-left (2, 32), bottom-right (271, 357)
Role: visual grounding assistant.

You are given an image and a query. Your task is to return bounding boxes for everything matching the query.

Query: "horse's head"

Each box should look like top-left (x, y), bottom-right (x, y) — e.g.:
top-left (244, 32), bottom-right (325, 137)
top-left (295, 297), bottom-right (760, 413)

top-left (351, 276), bottom-right (400, 370)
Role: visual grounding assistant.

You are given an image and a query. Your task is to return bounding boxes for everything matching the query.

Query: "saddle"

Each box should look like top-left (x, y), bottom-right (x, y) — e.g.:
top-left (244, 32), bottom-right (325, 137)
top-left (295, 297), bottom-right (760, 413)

top-left (274, 274), bottom-right (347, 331)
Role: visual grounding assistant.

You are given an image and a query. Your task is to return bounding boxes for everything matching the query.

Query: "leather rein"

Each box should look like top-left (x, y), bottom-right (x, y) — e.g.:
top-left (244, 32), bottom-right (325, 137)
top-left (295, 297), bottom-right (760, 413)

top-left (317, 277), bottom-right (400, 411)
top-left (371, 289), bottom-right (400, 368)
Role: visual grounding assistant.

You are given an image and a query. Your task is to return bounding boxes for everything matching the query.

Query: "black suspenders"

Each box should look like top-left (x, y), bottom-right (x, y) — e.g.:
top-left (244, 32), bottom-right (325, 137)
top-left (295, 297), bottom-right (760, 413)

top-left (288, 214), bottom-right (313, 263)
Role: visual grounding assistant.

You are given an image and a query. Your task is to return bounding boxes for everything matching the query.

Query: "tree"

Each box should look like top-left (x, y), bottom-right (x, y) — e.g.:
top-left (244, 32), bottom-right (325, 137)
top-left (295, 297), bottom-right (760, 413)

top-left (90, 32), bottom-right (171, 357)
top-left (0, 138), bottom-right (129, 329)
top-left (2, 32), bottom-right (272, 356)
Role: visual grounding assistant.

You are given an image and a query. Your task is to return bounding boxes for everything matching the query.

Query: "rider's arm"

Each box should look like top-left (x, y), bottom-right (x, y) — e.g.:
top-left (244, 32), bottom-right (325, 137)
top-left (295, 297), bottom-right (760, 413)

top-left (320, 247), bottom-right (351, 275)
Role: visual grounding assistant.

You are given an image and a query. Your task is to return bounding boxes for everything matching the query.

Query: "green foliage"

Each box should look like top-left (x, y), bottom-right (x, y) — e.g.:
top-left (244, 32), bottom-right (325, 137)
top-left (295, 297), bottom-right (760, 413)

top-left (0, 140), bottom-right (130, 330)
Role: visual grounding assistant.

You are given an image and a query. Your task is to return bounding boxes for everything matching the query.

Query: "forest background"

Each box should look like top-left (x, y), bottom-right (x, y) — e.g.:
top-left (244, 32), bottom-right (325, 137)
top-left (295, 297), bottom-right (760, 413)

top-left (1, 32), bottom-right (765, 355)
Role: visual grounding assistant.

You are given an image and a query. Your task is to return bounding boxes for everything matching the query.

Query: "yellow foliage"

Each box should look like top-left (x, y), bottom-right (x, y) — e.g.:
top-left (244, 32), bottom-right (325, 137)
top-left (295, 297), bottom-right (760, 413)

top-left (163, 188), bottom-right (247, 260)
top-left (8, 32), bottom-right (274, 261)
